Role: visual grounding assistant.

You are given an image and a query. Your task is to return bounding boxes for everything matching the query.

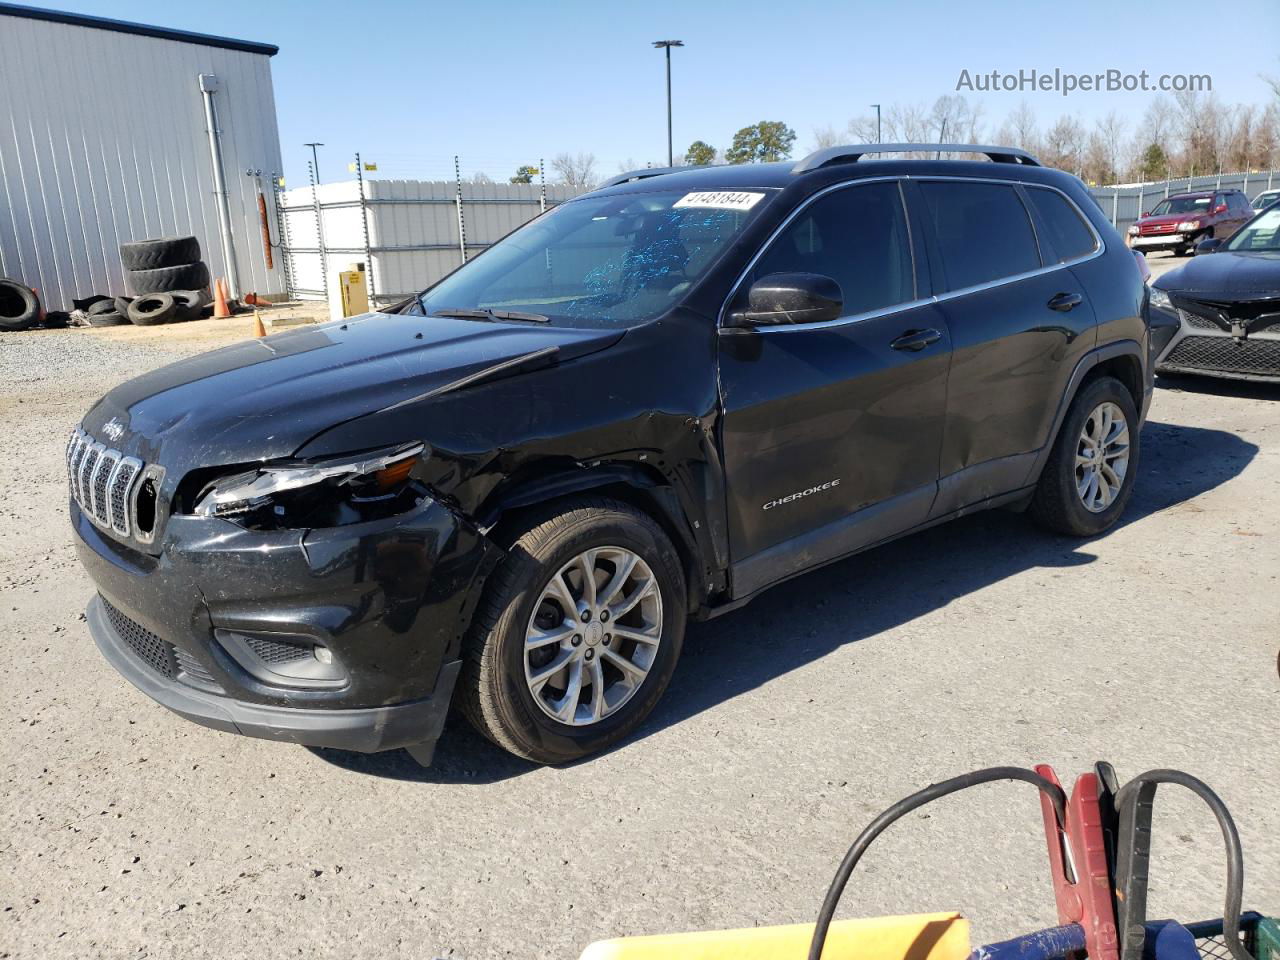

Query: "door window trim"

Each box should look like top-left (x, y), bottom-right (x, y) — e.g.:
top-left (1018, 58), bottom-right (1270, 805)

top-left (719, 175), bottom-right (1106, 334)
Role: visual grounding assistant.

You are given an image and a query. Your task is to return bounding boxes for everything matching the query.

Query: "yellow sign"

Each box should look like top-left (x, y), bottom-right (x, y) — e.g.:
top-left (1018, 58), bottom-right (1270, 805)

top-left (347, 162), bottom-right (378, 173)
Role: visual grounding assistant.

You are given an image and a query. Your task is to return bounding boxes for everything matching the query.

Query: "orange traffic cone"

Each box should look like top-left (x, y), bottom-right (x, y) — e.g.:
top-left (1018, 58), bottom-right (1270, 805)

top-left (213, 278), bottom-right (230, 318)
top-left (252, 310), bottom-right (266, 338)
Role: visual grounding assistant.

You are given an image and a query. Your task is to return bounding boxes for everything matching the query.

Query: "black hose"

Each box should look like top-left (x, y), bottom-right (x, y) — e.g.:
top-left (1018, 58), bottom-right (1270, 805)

top-left (1112, 769), bottom-right (1250, 960)
top-left (807, 767), bottom-right (1068, 960)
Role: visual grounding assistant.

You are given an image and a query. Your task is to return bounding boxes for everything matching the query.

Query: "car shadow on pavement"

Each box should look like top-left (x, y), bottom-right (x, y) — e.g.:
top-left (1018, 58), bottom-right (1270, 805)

top-left (311, 419), bottom-right (1256, 784)
top-left (1156, 372), bottom-right (1279, 401)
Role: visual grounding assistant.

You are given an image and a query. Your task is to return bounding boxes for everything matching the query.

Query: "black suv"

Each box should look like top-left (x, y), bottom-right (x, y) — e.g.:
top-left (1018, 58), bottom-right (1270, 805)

top-left (71, 144), bottom-right (1151, 765)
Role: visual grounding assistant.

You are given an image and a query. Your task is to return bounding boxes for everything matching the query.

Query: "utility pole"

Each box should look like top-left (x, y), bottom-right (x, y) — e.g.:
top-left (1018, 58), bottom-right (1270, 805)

top-left (652, 40), bottom-right (684, 167)
top-left (936, 119), bottom-right (947, 159)
top-left (304, 142), bottom-right (324, 184)
top-left (871, 104), bottom-right (881, 144)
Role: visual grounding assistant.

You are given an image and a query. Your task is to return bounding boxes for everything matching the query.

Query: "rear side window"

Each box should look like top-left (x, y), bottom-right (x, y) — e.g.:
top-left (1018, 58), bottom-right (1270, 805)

top-left (1025, 187), bottom-right (1098, 263)
top-left (917, 181), bottom-right (1040, 291)
top-left (748, 181), bottom-right (914, 317)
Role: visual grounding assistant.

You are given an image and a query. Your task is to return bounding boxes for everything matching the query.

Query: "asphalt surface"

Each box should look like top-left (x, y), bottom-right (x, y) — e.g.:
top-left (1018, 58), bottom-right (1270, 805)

top-left (2, 266), bottom-right (1277, 959)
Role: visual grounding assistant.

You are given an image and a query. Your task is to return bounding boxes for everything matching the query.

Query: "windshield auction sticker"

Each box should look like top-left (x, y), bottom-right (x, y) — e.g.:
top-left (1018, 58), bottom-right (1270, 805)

top-left (673, 191), bottom-right (765, 211)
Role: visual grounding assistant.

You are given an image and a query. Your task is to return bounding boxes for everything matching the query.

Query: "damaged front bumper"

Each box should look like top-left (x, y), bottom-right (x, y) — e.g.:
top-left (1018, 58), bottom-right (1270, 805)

top-left (74, 494), bottom-right (499, 763)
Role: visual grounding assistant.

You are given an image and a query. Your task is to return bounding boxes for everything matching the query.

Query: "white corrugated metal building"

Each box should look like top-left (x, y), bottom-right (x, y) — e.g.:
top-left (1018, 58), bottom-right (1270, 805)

top-left (0, 2), bottom-right (286, 310)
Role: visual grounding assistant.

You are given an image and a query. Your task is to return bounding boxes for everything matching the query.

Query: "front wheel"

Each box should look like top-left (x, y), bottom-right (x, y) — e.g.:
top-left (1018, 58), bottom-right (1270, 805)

top-left (459, 498), bottom-right (686, 763)
top-left (1029, 376), bottom-right (1139, 537)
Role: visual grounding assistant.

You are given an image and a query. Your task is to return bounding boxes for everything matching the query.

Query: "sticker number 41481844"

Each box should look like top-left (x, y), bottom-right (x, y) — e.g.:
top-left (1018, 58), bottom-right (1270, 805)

top-left (673, 191), bottom-right (765, 211)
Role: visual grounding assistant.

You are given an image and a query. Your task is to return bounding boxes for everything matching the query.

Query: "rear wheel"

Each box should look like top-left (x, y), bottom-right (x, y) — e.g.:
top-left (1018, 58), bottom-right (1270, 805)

top-left (1029, 376), bottom-right (1138, 537)
top-left (459, 498), bottom-right (685, 764)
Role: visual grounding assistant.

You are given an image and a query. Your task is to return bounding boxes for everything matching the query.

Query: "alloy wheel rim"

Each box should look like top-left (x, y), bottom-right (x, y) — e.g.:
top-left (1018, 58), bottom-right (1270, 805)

top-left (524, 546), bottom-right (662, 727)
top-left (1076, 401), bottom-right (1130, 513)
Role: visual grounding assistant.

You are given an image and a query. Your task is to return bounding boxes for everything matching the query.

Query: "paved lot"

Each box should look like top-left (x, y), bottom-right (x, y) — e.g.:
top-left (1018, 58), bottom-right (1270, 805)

top-left (2, 274), bottom-right (1277, 959)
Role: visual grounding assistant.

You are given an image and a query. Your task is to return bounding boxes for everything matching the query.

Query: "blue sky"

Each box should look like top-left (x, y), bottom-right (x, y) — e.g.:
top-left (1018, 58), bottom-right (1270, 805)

top-left (47, 0), bottom-right (1280, 185)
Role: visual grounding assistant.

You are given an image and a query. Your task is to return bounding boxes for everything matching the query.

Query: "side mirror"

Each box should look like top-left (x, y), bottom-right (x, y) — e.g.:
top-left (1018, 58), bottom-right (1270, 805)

top-left (1213, 204), bottom-right (1228, 214)
top-left (1195, 237), bottom-right (1224, 255)
top-left (730, 272), bottom-right (843, 327)
top-left (1141, 211), bottom-right (1150, 217)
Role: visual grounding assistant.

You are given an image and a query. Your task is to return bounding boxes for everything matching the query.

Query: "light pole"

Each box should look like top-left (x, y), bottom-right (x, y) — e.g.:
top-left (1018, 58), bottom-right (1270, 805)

top-left (304, 142), bottom-right (324, 184)
top-left (871, 104), bottom-right (881, 144)
top-left (652, 40), bottom-right (684, 167)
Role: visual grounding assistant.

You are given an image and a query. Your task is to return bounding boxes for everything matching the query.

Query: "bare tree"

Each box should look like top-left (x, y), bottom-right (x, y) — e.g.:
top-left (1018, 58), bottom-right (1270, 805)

top-left (1006, 101), bottom-right (1040, 153)
top-left (929, 95), bottom-right (983, 154)
top-left (809, 125), bottom-right (842, 151)
top-left (1082, 130), bottom-right (1112, 185)
top-left (1255, 103), bottom-right (1280, 170)
top-left (846, 113), bottom-right (879, 145)
top-left (552, 152), bottom-right (598, 190)
top-left (1041, 115), bottom-right (1086, 175)
top-left (1096, 112), bottom-right (1127, 183)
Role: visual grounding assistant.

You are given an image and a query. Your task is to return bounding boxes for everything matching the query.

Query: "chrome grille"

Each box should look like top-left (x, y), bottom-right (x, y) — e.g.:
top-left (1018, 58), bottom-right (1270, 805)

top-left (67, 429), bottom-right (145, 538)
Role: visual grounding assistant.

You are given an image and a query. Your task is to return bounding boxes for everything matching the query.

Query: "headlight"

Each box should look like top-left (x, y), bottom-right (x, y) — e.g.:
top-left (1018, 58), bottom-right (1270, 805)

top-left (1177, 220), bottom-right (1201, 232)
top-left (195, 442), bottom-right (426, 518)
top-left (1127, 225), bottom-right (1139, 236)
top-left (1148, 287), bottom-right (1173, 312)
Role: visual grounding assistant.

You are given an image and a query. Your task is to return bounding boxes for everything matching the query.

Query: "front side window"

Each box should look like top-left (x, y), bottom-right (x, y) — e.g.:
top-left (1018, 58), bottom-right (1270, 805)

top-left (744, 181), bottom-right (915, 318)
top-left (917, 181), bottom-right (1040, 291)
top-left (1226, 207), bottom-right (1280, 252)
top-left (417, 189), bottom-right (770, 327)
top-left (1025, 187), bottom-right (1098, 263)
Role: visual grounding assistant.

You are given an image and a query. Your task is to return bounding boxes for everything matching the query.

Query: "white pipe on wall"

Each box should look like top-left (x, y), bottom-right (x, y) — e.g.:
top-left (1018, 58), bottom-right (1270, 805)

top-left (199, 73), bottom-right (241, 299)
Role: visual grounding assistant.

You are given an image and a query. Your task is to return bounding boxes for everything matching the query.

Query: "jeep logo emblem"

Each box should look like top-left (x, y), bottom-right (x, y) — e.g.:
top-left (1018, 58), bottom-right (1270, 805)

top-left (102, 417), bottom-right (126, 442)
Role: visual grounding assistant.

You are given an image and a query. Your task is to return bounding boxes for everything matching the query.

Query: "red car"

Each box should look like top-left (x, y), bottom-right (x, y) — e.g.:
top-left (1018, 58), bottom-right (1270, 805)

top-left (1127, 189), bottom-right (1253, 256)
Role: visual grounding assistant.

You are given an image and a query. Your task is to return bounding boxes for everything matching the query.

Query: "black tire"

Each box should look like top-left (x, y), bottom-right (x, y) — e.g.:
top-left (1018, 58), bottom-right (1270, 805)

top-left (72, 294), bottom-right (110, 313)
top-left (119, 236), bottom-right (201, 271)
top-left (125, 261), bottom-right (210, 295)
top-left (0, 279), bottom-right (40, 331)
top-left (459, 497), bottom-right (686, 764)
top-left (127, 293), bottom-right (180, 326)
top-left (1029, 376), bottom-right (1139, 537)
top-left (87, 298), bottom-right (119, 316)
top-left (85, 309), bottom-right (129, 327)
top-left (170, 289), bottom-right (210, 321)
top-left (113, 296), bottom-right (133, 316)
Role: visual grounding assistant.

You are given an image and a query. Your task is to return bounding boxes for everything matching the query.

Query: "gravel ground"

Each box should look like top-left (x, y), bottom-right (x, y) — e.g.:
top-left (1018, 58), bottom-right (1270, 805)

top-left (1, 281), bottom-right (1277, 959)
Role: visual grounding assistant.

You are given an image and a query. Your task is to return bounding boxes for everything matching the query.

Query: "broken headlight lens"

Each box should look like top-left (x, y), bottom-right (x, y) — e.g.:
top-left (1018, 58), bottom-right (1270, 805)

top-left (194, 443), bottom-right (426, 519)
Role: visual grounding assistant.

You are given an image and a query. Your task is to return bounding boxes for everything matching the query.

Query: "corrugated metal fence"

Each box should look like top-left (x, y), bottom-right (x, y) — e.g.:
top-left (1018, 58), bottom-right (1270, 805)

top-left (1088, 170), bottom-right (1278, 235)
top-left (280, 175), bottom-right (583, 304)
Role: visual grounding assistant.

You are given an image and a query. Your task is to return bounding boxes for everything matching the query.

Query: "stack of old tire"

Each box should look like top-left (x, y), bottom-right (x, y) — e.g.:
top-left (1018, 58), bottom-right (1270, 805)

top-left (118, 235), bottom-right (212, 326)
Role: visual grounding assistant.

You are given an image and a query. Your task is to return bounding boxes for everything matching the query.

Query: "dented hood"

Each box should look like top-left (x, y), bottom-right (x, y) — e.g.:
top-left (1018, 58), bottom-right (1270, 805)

top-left (81, 312), bottom-right (623, 475)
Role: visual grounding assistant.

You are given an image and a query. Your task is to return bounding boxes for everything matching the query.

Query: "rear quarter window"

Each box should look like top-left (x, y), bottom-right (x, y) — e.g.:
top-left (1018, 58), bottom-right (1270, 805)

top-left (917, 181), bottom-right (1041, 291)
top-left (1025, 187), bottom-right (1098, 263)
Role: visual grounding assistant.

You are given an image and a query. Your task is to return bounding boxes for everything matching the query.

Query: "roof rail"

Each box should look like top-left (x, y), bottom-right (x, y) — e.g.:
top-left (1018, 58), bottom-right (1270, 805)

top-left (599, 166), bottom-right (688, 189)
top-left (792, 143), bottom-right (1040, 174)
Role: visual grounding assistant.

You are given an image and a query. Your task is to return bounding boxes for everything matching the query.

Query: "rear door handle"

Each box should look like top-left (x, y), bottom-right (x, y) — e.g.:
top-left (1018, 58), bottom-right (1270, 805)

top-left (889, 328), bottom-right (942, 352)
top-left (1048, 292), bottom-right (1084, 312)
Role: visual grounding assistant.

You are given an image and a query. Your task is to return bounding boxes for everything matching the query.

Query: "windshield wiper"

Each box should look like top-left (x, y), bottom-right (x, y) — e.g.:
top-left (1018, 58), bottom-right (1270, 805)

top-left (429, 307), bottom-right (549, 323)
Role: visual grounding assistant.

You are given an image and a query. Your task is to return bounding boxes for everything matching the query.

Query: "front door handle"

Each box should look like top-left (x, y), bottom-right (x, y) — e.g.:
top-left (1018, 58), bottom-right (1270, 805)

top-left (889, 328), bottom-right (942, 352)
top-left (1048, 291), bottom-right (1084, 312)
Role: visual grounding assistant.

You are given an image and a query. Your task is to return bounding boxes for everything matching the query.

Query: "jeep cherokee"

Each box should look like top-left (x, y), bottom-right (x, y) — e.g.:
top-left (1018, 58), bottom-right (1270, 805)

top-left (71, 143), bottom-right (1151, 765)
